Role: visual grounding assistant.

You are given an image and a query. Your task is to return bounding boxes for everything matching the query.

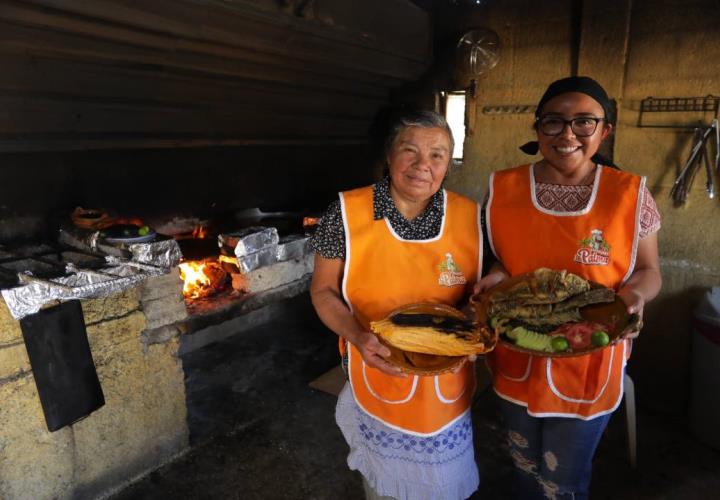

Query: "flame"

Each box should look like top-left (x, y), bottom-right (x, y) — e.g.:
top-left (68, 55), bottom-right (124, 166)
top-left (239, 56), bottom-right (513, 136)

top-left (178, 259), bottom-right (227, 299)
top-left (192, 225), bottom-right (208, 239)
top-left (303, 217), bottom-right (320, 228)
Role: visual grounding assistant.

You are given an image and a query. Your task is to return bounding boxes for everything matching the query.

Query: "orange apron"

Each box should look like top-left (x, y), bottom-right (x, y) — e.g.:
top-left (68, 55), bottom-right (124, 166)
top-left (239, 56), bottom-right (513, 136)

top-left (340, 185), bottom-right (481, 435)
top-left (486, 164), bottom-right (644, 419)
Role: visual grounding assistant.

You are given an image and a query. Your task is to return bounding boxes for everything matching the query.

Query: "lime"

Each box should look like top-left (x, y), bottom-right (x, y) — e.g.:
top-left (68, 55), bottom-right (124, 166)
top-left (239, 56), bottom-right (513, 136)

top-left (591, 330), bottom-right (610, 347)
top-left (551, 336), bottom-right (569, 352)
top-left (138, 225), bottom-right (150, 236)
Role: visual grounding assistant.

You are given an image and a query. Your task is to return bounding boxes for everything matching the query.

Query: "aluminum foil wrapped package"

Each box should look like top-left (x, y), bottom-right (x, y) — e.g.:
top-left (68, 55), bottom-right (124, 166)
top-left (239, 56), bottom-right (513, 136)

top-left (58, 227), bottom-right (108, 255)
top-left (103, 255), bottom-right (168, 274)
top-left (236, 246), bottom-right (278, 273)
top-left (1, 260), bottom-right (166, 320)
top-left (129, 239), bottom-right (182, 269)
top-left (59, 226), bottom-right (182, 269)
top-left (221, 227), bottom-right (279, 257)
top-left (275, 235), bottom-right (310, 262)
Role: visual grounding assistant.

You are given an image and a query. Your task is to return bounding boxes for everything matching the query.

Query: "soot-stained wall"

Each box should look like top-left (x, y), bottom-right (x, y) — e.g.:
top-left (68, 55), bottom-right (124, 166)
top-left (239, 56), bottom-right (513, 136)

top-left (0, 0), bottom-right (431, 242)
top-left (0, 144), bottom-right (375, 241)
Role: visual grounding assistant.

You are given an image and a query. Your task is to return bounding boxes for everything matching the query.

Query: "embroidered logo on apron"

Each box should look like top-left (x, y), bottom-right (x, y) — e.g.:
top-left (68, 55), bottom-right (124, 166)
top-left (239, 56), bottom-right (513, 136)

top-left (574, 229), bottom-right (610, 266)
top-left (438, 252), bottom-right (467, 287)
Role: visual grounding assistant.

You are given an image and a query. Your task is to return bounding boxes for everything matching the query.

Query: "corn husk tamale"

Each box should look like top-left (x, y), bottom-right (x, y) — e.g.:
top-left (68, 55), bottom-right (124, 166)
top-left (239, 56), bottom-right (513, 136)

top-left (371, 312), bottom-right (490, 356)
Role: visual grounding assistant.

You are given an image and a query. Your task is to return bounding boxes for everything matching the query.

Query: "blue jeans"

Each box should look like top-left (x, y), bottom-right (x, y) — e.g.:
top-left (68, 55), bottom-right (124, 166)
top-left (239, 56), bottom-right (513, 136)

top-left (497, 397), bottom-right (611, 500)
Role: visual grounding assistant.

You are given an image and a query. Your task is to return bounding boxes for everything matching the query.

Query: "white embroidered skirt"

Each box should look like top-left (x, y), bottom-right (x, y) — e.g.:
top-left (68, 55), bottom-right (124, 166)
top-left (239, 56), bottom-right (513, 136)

top-left (335, 383), bottom-right (480, 500)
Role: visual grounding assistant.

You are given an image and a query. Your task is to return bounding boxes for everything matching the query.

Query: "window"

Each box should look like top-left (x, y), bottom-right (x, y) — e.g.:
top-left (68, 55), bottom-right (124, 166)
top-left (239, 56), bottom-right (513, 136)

top-left (439, 91), bottom-right (467, 163)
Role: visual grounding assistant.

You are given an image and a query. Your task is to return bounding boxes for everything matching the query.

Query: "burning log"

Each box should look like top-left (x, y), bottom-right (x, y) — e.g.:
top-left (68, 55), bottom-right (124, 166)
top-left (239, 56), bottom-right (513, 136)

top-left (178, 259), bottom-right (229, 299)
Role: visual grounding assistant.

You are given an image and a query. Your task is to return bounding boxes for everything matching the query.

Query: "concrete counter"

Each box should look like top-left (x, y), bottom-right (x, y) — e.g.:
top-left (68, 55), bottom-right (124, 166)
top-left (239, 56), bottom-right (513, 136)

top-left (0, 270), bottom-right (189, 500)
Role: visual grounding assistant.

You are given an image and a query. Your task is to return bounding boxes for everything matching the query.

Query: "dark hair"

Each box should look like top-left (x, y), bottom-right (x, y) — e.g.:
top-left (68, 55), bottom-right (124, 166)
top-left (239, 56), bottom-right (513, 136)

top-left (383, 109), bottom-right (455, 163)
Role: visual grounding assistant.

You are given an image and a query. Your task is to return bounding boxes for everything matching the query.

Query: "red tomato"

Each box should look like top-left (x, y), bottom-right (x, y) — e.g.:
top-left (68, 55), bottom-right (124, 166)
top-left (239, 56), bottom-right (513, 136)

top-left (551, 323), bottom-right (575, 336)
top-left (552, 322), bottom-right (611, 350)
top-left (565, 324), bottom-right (593, 350)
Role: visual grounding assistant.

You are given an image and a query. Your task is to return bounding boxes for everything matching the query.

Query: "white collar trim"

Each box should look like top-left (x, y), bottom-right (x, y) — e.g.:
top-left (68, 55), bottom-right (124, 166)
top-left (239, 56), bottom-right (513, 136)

top-left (530, 163), bottom-right (602, 217)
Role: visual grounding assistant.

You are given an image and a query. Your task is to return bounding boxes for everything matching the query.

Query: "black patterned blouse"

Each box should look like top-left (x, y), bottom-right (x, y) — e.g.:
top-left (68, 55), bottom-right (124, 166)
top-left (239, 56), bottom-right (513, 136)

top-left (309, 176), bottom-right (445, 260)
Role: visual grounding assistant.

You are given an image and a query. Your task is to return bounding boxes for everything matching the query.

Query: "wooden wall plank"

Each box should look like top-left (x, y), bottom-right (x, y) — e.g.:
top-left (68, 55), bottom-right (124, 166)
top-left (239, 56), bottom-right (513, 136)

top-left (0, 22), bottom-right (394, 97)
top-left (7, 0), bottom-right (427, 79)
top-left (0, 0), bottom-right (431, 151)
top-left (27, 0), bottom-right (430, 62)
top-left (0, 96), bottom-right (372, 135)
top-left (0, 55), bottom-right (387, 116)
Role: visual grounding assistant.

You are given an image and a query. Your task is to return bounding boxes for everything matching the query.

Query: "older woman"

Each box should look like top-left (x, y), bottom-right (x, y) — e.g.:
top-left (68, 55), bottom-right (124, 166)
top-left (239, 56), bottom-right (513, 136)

top-left (310, 110), bottom-right (482, 500)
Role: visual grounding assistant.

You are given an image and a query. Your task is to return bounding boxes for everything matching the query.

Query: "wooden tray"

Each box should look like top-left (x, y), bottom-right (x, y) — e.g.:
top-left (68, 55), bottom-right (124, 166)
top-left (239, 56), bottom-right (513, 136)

top-left (375, 302), bottom-right (496, 375)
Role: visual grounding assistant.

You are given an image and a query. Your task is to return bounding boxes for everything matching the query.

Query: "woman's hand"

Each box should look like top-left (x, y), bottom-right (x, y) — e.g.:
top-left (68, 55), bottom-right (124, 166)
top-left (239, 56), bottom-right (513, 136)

top-left (618, 287), bottom-right (645, 318)
top-left (312, 255), bottom-right (404, 376)
top-left (354, 331), bottom-right (406, 377)
top-left (474, 274), bottom-right (504, 295)
top-left (617, 288), bottom-right (644, 339)
top-left (473, 263), bottom-right (510, 295)
top-left (615, 233), bottom-right (661, 340)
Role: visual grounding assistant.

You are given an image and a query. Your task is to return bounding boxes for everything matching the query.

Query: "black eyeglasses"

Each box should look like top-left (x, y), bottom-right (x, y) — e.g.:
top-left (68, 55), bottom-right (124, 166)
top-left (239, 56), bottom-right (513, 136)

top-left (537, 116), bottom-right (606, 137)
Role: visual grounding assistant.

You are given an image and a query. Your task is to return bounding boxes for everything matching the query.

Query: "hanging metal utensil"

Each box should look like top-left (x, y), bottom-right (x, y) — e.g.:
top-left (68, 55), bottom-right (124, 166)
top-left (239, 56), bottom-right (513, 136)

top-left (682, 138), bottom-right (703, 203)
top-left (671, 128), bottom-right (703, 204)
top-left (713, 119), bottom-right (719, 173)
top-left (670, 125), bottom-right (717, 204)
top-left (702, 128), bottom-right (715, 199)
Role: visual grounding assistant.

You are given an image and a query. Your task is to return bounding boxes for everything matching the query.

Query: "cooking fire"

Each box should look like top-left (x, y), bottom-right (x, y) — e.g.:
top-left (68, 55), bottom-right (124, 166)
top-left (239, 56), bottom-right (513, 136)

top-left (178, 259), bottom-right (229, 299)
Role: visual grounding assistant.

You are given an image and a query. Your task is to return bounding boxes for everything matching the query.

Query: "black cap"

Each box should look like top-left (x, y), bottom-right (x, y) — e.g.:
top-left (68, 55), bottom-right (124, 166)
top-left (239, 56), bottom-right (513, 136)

top-left (519, 76), bottom-right (618, 168)
top-left (535, 76), bottom-right (613, 124)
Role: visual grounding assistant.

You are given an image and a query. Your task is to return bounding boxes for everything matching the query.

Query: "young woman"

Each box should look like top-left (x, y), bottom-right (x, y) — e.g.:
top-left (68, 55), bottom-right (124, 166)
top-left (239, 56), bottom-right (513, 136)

top-left (477, 76), bottom-right (662, 500)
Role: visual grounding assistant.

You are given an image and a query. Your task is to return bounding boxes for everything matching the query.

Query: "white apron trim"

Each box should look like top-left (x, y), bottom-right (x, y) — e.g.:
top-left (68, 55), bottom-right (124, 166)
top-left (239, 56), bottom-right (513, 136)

top-left (338, 191), bottom-right (353, 311)
top-left (493, 388), bottom-right (531, 408)
top-left (358, 404), bottom-right (472, 438)
top-left (498, 355), bottom-right (533, 382)
top-left (530, 164), bottom-right (602, 216)
top-left (545, 341), bottom-right (624, 404)
top-left (349, 345), bottom-right (472, 436)
top-left (485, 172), bottom-right (498, 259)
top-left (525, 354), bottom-right (626, 420)
top-left (341, 186), bottom-right (477, 436)
top-left (382, 189), bottom-right (448, 243)
top-left (476, 201), bottom-right (484, 275)
top-left (434, 375), bottom-right (467, 404)
top-left (361, 361), bottom-right (419, 404)
top-left (494, 364), bottom-right (627, 421)
top-left (621, 176), bottom-right (645, 285)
